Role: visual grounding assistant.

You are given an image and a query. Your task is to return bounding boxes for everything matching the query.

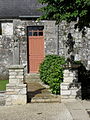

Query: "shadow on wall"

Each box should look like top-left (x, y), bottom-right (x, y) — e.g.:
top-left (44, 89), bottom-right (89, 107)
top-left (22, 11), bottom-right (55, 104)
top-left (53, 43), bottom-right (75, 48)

top-left (78, 64), bottom-right (90, 100)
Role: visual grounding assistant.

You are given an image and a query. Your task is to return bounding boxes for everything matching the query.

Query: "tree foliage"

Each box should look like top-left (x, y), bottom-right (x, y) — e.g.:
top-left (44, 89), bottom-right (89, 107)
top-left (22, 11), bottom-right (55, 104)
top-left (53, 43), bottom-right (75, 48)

top-left (38, 0), bottom-right (90, 30)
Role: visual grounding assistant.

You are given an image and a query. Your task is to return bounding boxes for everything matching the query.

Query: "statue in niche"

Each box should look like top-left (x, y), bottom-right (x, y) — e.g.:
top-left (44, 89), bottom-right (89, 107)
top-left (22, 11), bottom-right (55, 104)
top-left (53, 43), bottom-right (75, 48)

top-left (65, 33), bottom-right (75, 66)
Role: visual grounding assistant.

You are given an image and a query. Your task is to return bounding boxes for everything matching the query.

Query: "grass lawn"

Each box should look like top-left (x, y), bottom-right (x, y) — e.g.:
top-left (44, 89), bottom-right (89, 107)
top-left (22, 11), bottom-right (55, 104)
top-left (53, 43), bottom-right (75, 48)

top-left (0, 80), bottom-right (9, 91)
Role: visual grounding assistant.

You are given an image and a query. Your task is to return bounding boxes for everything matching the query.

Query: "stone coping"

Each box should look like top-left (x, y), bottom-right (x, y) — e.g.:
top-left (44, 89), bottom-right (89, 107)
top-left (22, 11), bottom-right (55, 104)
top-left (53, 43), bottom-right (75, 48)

top-left (8, 65), bottom-right (25, 69)
top-left (63, 64), bottom-right (80, 69)
top-left (6, 83), bottom-right (27, 87)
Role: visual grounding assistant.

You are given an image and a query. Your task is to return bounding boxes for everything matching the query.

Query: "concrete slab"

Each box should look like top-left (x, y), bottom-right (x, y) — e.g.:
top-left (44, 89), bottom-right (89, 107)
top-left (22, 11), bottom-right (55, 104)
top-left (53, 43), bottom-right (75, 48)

top-left (65, 101), bottom-right (90, 120)
top-left (81, 100), bottom-right (90, 110)
top-left (0, 103), bottom-right (73, 120)
top-left (0, 101), bottom-right (89, 120)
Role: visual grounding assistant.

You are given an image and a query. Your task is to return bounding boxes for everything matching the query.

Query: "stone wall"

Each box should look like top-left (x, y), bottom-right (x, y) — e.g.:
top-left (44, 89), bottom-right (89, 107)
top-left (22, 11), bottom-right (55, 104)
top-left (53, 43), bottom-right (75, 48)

top-left (0, 22), bottom-right (13, 80)
top-left (58, 21), bottom-right (90, 70)
top-left (44, 21), bottom-right (58, 55)
top-left (0, 19), bottom-right (90, 79)
top-left (13, 20), bottom-right (58, 73)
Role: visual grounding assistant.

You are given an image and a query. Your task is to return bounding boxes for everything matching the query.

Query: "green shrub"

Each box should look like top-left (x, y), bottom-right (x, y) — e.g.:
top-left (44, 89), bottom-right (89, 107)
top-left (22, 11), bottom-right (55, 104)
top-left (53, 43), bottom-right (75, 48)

top-left (39, 55), bottom-right (66, 94)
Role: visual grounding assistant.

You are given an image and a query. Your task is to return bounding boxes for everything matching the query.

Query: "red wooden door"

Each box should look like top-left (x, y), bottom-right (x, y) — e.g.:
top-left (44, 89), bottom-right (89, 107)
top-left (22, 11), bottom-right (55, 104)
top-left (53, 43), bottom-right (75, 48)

top-left (28, 26), bottom-right (44, 73)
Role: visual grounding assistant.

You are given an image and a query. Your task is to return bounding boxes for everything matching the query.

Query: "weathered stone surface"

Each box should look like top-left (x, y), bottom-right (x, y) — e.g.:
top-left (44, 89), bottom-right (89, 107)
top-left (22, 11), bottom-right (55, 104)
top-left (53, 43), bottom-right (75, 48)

top-left (6, 95), bottom-right (27, 105)
top-left (2, 23), bottom-right (13, 36)
top-left (0, 19), bottom-right (90, 79)
top-left (61, 90), bottom-right (71, 96)
top-left (64, 77), bottom-right (74, 83)
top-left (6, 88), bottom-right (27, 95)
top-left (61, 68), bottom-right (81, 102)
top-left (61, 84), bottom-right (69, 90)
top-left (8, 65), bottom-right (24, 84)
top-left (6, 65), bottom-right (27, 105)
top-left (0, 91), bottom-right (5, 106)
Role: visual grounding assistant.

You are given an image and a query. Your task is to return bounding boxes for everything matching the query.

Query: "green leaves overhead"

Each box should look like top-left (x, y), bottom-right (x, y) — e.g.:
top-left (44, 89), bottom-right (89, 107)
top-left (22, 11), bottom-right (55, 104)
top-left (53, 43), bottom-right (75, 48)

top-left (38, 0), bottom-right (90, 29)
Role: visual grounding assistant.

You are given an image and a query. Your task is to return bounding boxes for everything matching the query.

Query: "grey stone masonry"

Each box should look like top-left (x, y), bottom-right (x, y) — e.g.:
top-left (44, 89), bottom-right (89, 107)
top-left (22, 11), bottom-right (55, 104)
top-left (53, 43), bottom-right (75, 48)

top-left (61, 66), bottom-right (81, 102)
top-left (6, 65), bottom-right (27, 105)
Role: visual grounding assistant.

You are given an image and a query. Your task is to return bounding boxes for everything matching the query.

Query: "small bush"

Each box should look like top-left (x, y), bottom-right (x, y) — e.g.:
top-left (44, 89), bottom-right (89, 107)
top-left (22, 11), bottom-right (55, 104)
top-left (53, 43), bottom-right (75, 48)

top-left (39, 55), bottom-right (66, 94)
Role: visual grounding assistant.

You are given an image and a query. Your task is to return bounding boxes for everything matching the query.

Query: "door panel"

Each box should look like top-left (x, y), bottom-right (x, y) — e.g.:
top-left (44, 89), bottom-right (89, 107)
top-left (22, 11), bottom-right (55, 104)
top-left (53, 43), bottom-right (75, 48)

top-left (28, 26), bottom-right (44, 73)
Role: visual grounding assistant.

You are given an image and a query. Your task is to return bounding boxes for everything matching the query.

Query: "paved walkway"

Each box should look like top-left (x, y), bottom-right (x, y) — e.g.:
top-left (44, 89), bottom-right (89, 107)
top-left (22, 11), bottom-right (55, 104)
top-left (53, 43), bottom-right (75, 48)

top-left (0, 100), bottom-right (90, 120)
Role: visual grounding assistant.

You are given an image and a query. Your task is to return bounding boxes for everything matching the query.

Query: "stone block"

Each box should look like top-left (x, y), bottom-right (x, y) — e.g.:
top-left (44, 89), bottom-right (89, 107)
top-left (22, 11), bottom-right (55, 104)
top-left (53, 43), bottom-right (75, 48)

top-left (18, 88), bottom-right (27, 95)
top-left (69, 83), bottom-right (81, 90)
top-left (61, 95), bottom-right (69, 99)
top-left (9, 70), bottom-right (15, 72)
top-left (9, 78), bottom-right (19, 84)
top-left (17, 72), bottom-right (24, 76)
top-left (6, 83), bottom-right (27, 105)
top-left (6, 91), bottom-right (17, 95)
top-left (61, 98), bottom-right (77, 102)
top-left (6, 88), bottom-right (26, 95)
top-left (63, 73), bottom-right (69, 77)
top-left (9, 72), bottom-right (17, 75)
top-left (6, 88), bottom-right (14, 92)
top-left (69, 73), bottom-right (74, 77)
top-left (61, 83), bottom-right (70, 90)
top-left (61, 85), bottom-right (69, 90)
top-left (6, 95), bottom-right (27, 105)
top-left (61, 82), bottom-right (70, 86)
top-left (61, 90), bottom-right (71, 96)
top-left (88, 61), bottom-right (90, 64)
top-left (64, 70), bottom-right (70, 74)
top-left (64, 77), bottom-right (73, 83)
top-left (15, 76), bottom-right (24, 79)
top-left (6, 84), bottom-right (26, 89)
top-left (71, 90), bottom-right (77, 96)
top-left (18, 79), bottom-right (24, 84)
top-left (9, 76), bottom-right (15, 79)
top-left (14, 69), bottom-right (24, 72)
top-left (69, 95), bottom-right (76, 99)
top-left (9, 71), bottom-right (24, 76)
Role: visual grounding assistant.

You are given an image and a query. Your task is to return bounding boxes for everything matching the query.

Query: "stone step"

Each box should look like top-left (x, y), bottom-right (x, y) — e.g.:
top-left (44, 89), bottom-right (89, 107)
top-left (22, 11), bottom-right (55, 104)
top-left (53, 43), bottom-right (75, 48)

top-left (27, 82), bottom-right (60, 103)
top-left (28, 93), bottom-right (60, 103)
top-left (31, 97), bottom-right (60, 103)
top-left (25, 73), bottom-right (41, 83)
